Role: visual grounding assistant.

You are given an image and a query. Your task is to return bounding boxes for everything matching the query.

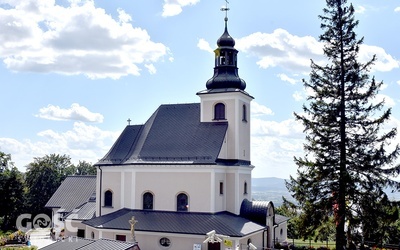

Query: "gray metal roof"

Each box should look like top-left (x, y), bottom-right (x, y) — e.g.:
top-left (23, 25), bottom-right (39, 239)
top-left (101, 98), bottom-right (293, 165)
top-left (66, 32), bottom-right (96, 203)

top-left (96, 103), bottom-right (229, 166)
top-left (240, 199), bottom-right (274, 226)
top-left (83, 208), bottom-right (266, 237)
top-left (79, 238), bottom-right (137, 250)
top-left (40, 237), bottom-right (136, 250)
top-left (45, 175), bottom-right (96, 213)
top-left (275, 214), bottom-right (290, 225)
top-left (66, 201), bottom-right (96, 221)
top-left (39, 238), bottom-right (94, 250)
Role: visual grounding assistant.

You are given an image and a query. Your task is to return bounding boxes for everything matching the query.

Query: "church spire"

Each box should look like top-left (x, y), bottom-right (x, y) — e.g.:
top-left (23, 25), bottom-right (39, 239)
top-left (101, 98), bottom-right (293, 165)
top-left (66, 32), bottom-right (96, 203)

top-left (205, 1), bottom-right (246, 90)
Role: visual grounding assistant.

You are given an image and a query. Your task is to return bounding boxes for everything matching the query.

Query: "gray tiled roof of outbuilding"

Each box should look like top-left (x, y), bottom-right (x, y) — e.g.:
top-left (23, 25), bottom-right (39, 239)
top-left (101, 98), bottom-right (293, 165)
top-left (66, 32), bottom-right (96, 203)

top-left (66, 201), bottom-right (96, 221)
top-left (275, 214), bottom-right (290, 224)
top-left (79, 238), bottom-right (137, 250)
top-left (45, 175), bottom-right (96, 213)
top-left (83, 208), bottom-right (266, 237)
top-left (96, 103), bottom-right (229, 166)
top-left (40, 237), bottom-right (136, 250)
top-left (39, 238), bottom-right (94, 250)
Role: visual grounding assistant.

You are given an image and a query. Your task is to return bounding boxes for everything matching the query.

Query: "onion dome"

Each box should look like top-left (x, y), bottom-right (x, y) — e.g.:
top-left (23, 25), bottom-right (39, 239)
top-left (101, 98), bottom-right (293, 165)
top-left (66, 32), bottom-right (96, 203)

top-left (217, 18), bottom-right (235, 47)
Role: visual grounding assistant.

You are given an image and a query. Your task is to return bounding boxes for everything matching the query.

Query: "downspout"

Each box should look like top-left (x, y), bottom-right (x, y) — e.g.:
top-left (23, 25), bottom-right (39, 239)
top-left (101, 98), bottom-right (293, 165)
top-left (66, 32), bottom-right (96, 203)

top-left (262, 228), bottom-right (268, 249)
top-left (273, 224), bottom-right (278, 247)
top-left (99, 166), bottom-right (102, 217)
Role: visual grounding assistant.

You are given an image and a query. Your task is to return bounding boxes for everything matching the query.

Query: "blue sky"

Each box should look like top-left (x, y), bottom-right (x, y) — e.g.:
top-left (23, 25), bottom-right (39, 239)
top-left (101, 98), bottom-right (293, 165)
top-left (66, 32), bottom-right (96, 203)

top-left (0, 0), bottom-right (399, 179)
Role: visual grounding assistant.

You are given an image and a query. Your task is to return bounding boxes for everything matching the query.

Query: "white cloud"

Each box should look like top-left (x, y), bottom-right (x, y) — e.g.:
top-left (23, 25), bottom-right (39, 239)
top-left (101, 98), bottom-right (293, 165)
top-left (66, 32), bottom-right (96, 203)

top-left (373, 94), bottom-right (396, 108)
top-left (36, 103), bottom-right (104, 123)
top-left (251, 117), bottom-right (304, 178)
top-left (251, 102), bottom-right (274, 116)
top-left (355, 5), bottom-right (366, 14)
top-left (252, 118), bottom-right (303, 138)
top-left (397, 80), bottom-right (400, 85)
top-left (145, 64), bottom-right (157, 74)
top-left (235, 29), bottom-right (399, 75)
top-left (0, 0), bottom-right (170, 79)
top-left (277, 73), bottom-right (298, 85)
top-left (293, 91), bottom-right (304, 101)
top-left (0, 122), bottom-right (119, 169)
top-left (359, 44), bottom-right (399, 72)
top-left (197, 38), bottom-right (213, 53)
top-left (162, 0), bottom-right (200, 17)
top-left (117, 8), bottom-right (132, 23)
top-left (395, 7), bottom-right (400, 12)
top-left (236, 29), bottom-right (325, 73)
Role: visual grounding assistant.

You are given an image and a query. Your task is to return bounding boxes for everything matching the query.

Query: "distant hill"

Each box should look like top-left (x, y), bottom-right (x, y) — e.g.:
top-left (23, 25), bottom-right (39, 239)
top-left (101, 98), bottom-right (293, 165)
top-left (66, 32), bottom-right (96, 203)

top-left (251, 177), bottom-right (293, 207)
top-left (251, 177), bottom-right (400, 208)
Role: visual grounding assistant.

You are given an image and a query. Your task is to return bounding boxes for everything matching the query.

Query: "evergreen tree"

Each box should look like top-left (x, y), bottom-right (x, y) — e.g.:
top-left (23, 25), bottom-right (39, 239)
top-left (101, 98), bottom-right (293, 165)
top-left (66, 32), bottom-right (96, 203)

top-left (286, 0), bottom-right (400, 249)
top-left (275, 197), bottom-right (302, 240)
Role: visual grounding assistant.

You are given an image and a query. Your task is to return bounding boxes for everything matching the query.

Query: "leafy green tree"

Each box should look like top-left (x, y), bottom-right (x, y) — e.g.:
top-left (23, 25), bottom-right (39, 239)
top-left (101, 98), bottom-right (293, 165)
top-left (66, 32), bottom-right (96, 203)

top-left (0, 151), bottom-right (12, 171)
top-left (25, 154), bottom-right (73, 215)
top-left (286, 0), bottom-right (400, 249)
top-left (75, 160), bottom-right (96, 175)
top-left (0, 152), bottom-right (25, 231)
top-left (57, 160), bottom-right (96, 176)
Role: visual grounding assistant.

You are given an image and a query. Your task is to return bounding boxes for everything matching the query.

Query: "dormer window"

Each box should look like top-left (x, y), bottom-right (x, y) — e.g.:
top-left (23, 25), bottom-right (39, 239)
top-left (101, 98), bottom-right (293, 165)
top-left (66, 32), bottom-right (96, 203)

top-left (214, 103), bottom-right (226, 120)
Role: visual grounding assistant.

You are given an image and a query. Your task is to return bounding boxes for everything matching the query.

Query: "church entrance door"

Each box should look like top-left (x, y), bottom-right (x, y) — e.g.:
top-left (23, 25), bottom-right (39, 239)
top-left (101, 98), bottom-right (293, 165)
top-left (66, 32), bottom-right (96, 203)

top-left (208, 242), bottom-right (221, 250)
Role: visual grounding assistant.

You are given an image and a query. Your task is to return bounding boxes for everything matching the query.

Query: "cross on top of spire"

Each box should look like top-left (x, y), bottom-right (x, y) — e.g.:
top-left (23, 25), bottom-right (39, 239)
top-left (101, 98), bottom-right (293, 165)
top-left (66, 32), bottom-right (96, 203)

top-left (220, 0), bottom-right (229, 21)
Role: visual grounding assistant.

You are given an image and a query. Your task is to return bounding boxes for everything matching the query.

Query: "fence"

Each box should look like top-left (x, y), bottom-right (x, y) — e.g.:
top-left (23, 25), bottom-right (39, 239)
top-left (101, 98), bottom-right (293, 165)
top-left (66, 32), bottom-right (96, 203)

top-left (279, 239), bottom-right (400, 250)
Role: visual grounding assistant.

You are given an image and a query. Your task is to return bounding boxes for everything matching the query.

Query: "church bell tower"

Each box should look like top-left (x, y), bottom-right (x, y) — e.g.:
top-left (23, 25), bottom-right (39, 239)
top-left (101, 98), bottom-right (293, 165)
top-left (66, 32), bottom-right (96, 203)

top-left (197, 6), bottom-right (253, 164)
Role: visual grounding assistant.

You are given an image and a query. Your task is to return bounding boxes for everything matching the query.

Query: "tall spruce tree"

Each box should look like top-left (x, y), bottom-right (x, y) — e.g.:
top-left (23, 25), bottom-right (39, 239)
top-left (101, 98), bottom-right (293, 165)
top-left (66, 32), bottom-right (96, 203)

top-left (286, 0), bottom-right (400, 249)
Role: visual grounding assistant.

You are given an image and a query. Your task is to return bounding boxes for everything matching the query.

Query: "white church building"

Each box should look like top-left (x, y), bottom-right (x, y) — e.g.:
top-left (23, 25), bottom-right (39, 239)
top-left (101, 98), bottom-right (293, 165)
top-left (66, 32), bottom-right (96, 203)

top-left (46, 11), bottom-right (288, 250)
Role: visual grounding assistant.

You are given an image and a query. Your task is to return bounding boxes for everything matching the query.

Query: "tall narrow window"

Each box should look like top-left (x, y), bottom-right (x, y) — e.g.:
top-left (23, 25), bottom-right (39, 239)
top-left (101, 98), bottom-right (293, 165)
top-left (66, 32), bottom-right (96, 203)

top-left (242, 104), bottom-right (247, 122)
top-left (219, 182), bottom-right (224, 195)
top-left (143, 192), bottom-right (154, 210)
top-left (104, 190), bottom-right (113, 207)
top-left (214, 103), bottom-right (225, 120)
top-left (177, 193), bottom-right (188, 212)
top-left (244, 182), bottom-right (248, 195)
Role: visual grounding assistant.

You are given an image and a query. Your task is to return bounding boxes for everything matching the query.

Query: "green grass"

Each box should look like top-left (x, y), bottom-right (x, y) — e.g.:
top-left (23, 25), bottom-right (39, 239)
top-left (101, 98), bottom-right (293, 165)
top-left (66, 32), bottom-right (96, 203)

top-left (288, 239), bottom-right (336, 249)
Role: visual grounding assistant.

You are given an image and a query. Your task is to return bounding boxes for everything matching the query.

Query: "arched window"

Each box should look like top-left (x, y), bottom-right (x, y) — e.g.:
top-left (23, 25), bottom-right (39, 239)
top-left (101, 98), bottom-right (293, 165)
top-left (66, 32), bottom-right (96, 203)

top-left (104, 190), bottom-right (113, 207)
top-left (177, 193), bottom-right (188, 212)
top-left (242, 104), bottom-right (247, 122)
top-left (143, 192), bottom-right (154, 210)
top-left (214, 103), bottom-right (225, 120)
top-left (244, 182), bottom-right (248, 195)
